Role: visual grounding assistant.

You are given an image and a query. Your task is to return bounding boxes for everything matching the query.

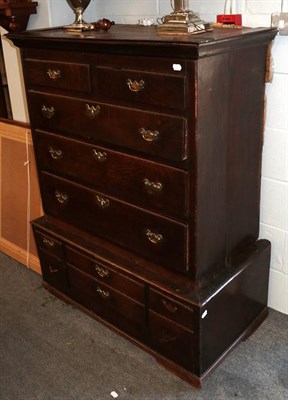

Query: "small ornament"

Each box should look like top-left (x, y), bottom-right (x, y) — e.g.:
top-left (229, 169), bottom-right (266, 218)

top-left (90, 19), bottom-right (115, 31)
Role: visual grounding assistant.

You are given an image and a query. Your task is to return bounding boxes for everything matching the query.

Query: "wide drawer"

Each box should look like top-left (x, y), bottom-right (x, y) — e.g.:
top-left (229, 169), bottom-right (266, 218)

top-left (28, 92), bottom-right (187, 162)
top-left (68, 265), bottom-right (145, 340)
top-left (34, 130), bottom-right (187, 219)
top-left (93, 66), bottom-right (186, 110)
top-left (149, 289), bottom-right (193, 330)
top-left (66, 246), bottom-right (145, 303)
top-left (24, 59), bottom-right (91, 93)
top-left (37, 249), bottom-right (69, 294)
top-left (40, 172), bottom-right (188, 274)
top-left (149, 311), bottom-right (193, 370)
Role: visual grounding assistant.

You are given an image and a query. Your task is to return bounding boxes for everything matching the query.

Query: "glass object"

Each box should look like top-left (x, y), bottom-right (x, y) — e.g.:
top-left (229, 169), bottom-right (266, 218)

top-left (64, 0), bottom-right (92, 31)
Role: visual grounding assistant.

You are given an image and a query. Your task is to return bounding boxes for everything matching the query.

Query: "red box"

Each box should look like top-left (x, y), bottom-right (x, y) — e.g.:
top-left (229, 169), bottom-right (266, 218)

top-left (217, 14), bottom-right (242, 25)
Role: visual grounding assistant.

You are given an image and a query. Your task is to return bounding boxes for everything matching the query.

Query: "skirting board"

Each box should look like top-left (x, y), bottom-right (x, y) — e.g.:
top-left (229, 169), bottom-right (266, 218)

top-left (0, 237), bottom-right (41, 274)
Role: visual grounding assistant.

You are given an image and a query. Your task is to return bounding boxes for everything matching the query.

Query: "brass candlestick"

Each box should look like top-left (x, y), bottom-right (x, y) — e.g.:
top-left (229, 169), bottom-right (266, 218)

top-left (157, 0), bottom-right (212, 34)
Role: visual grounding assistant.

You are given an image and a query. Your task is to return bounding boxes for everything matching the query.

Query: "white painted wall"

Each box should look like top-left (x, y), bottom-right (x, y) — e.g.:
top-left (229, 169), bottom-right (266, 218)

top-left (2, 0), bottom-right (287, 314)
top-left (27, 0), bottom-right (52, 29)
top-left (260, 34), bottom-right (288, 315)
top-left (49, 0), bottom-right (96, 27)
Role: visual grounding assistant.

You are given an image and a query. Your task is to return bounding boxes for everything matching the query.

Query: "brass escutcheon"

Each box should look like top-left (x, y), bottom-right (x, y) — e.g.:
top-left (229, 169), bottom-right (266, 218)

top-left (92, 149), bottom-right (107, 162)
top-left (145, 229), bottom-right (164, 244)
top-left (159, 331), bottom-right (177, 343)
top-left (95, 195), bottom-right (110, 209)
top-left (143, 178), bottom-right (163, 194)
top-left (127, 79), bottom-right (145, 92)
top-left (49, 266), bottom-right (59, 273)
top-left (41, 105), bottom-right (55, 119)
top-left (49, 147), bottom-right (63, 160)
top-left (161, 299), bottom-right (178, 313)
top-left (96, 286), bottom-right (110, 299)
top-left (47, 68), bottom-right (61, 80)
top-left (95, 265), bottom-right (110, 278)
top-left (42, 237), bottom-right (55, 247)
top-left (85, 104), bottom-right (100, 119)
top-left (55, 191), bottom-right (68, 204)
top-left (139, 128), bottom-right (160, 142)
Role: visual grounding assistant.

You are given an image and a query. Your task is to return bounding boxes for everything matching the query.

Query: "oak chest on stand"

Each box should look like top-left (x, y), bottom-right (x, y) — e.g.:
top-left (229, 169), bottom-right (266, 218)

top-left (9, 25), bottom-right (276, 387)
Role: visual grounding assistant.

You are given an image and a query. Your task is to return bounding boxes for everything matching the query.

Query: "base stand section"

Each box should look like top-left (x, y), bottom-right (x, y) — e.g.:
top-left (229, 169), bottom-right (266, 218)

top-left (32, 216), bottom-right (271, 387)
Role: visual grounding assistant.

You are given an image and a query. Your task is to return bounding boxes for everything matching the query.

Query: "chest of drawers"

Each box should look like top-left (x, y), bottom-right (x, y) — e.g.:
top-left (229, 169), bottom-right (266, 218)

top-left (9, 25), bottom-right (276, 387)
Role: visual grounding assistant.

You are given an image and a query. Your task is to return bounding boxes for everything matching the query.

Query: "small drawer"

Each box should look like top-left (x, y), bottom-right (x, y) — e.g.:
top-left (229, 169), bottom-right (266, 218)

top-left (66, 246), bottom-right (145, 303)
top-left (149, 289), bottom-right (193, 330)
top-left (28, 92), bottom-right (187, 163)
top-left (38, 249), bottom-right (68, 293)
top-left (149, 311), bottom-right (193, 370)
top-left (68, 265), bottom-right (145, 340)
top-left (34, 130), bottom-right (188, 219)
top-left (24, 59), bottom-right (91, 93)
top-left (93, 66), bottom-right (186, 111)
top-left (40, 172), bottom-right (188, 274)
top-left (34, 230), bottom-right (63, 259)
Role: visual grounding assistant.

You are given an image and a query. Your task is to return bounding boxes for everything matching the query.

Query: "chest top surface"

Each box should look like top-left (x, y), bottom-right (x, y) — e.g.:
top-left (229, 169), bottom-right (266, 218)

top-left (8, 25), bottom-right (276, 59)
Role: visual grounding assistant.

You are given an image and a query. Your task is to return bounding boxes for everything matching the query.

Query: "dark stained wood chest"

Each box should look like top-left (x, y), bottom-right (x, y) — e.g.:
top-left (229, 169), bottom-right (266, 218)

top-left (9, 25), bottom-right (276, 387)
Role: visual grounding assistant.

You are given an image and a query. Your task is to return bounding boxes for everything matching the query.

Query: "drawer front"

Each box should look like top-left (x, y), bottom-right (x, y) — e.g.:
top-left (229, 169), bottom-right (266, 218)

top-left (93, 66), bottom-right (186, 110)
top-left (35, 130), bottom-right (187, 219)
top-left (28, 92), bottom-right (187, 162)
top-left (66, 246), bottom-right (145, 303)
top-left (24, 60), bottom-right (91, 93)
top-left (40, 172), bottom-right (187, 273)
top-left (68, 265), bottom-right (145, 340)
top-left (149, 311), bottom-right (193, 370)
top-left (34, 229), bottom-right (63, 259)
top-left (38, 249), bottom-right (68, 293)
top-left (149, 289), bottom-right (193, 330)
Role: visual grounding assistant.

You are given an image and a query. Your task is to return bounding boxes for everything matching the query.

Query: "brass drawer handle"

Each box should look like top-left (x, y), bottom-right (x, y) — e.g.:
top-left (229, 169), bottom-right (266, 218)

top-left (96, 286), bottom-right (110, 299)
top-left (42, 237), bottom-right (55, 247)
top-left (95, 195), bottom-right (110, 209)
top-left (49, 147), bottom-right (63, 160)
top-left (127, 79), bottom-right (145, 92)
top-left (95, 265), bottom-right (110, 279)
top-left (145, 229), bottom-right (164, 245)
top-left (85, 104), bottom-right (100, 119)
top-left (49, 266), bottom-right (59, 273)
top-left (161, 299), bottom-right (178, 313)
top-left (47, 68), bottom-right (61, 80)
top-left (92, 149), bottom-right (107, 162)
top-left (55, 191), bottom-right (69, 204)
top-left (139, 128), bottom-right (159, 143)
top-left (159, 330), bottom-right (177, 343)
top-left (143, 178), bottom-right (163, 194)
top-left (41, 105), bottom-right (55, 119)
